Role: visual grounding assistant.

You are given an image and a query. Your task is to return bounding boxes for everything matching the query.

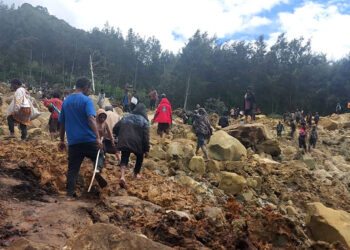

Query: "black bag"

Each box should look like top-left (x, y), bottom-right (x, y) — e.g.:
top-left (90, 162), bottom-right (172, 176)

top-left (103, 138), bottom-right (118, 154)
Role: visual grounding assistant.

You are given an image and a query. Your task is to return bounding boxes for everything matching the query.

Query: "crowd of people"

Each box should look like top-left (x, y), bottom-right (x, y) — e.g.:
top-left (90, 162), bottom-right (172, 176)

top-left (4, 79), bottom-right (346, 199)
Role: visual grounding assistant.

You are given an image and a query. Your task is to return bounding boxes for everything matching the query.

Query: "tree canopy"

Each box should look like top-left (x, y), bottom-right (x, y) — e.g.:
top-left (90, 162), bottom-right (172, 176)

top-left (0, 2), bottom-right (349, 115)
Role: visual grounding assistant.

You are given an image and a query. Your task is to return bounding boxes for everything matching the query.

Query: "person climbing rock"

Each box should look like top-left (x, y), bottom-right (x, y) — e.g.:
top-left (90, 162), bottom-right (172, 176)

top-left (298, 125), bottom-right (307, 153)
top-left (43, 92), bottom-right (63, 141)
top-left (276, 121), bottom-right (284, 137)
top-left (97, 89), bottom-right (105, 109)
top-left (244, 87), bottom-right (256, 124)
top-left (308, 126), bottom-right (318, 152)
top-left (314, 112), bottom-right (320, 126)
top-left (218, 111), bottom-right (230, 128)
top-left (58, 77), bottom-right (107, 200)
top-left (152, 94), bottom-right (172, 138)
top-left (6, 79), bottom-right (32, 140)
top-left (290, 119), bottom-right (296, 138)
top-left (193, 108), bottom-right (213, 161)
top-left (149, 88), bottom-right (158, 110)
top-left (113, 103), bottom-right (150, 189)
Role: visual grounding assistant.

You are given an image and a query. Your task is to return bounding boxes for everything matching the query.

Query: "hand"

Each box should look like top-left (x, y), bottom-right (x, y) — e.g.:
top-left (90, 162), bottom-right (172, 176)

top-left (58, 141), bottom-right (66, 151)
top-left (97, 140), bottom-right (103, 150)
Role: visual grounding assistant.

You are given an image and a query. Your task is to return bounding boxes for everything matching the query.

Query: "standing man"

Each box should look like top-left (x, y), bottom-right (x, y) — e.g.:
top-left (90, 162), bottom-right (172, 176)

top-left (123, 89), bottom-right (130, 112)
top-left (276, 121), bottom-right (284, 137)
top-left (58, 77), bottom-right (107, 199)
top-left (152, 94), bottom-right (172, 138)
top-left (6, 79), bottom-right (31, 140)
top-left (244, 87), bottom-right (256, 124)
top-left (149, 88), bottom-right (158, 110)
top-left (336, 103), bottom-right (342, 114)
top-left (314, 112), bottom-right (320, 126)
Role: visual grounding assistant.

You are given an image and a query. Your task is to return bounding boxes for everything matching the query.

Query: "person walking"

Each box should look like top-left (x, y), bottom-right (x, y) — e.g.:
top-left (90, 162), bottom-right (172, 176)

top-left (113, 103), bottom-right (150, 189)
top-left (298, 125), bottom-right (307, 153)
top-left (6, 79), bottom-right (32, 140)
top-left (123, 89), bottom-right (131, 112)
top-left (193, 108), bottom-right (212, 161)
top-left (44, 92), bottom-right (63, 141)
top-left (104, 106), bottom-right (121, 162)
top-left (314, 112), bottom-right (320, 126)
top-left (336, 103), bottom-right (342, 114)
top-left (58, 77), bottom-right (107, 200)
top-left (290, 119), bottom-right (296, 138)
top-left (97, 89), bottom-right (105, 109)
top-left (308, 126), bottom-right (318, 152)
top-left (276, 121), bottom-right (284, 137)
top-left (152, 94), bottom-right (172, 138)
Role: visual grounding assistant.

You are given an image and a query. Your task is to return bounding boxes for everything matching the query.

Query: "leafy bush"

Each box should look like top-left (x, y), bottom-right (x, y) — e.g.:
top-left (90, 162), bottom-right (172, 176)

top-left (204, 98), bottom-right (227, 115)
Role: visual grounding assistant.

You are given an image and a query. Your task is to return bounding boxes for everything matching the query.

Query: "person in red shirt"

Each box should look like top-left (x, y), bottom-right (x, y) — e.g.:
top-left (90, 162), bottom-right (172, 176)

top-left (152, 94), bottom-right (172, 138)
top-left (44, 92), bottom-right (63, 141)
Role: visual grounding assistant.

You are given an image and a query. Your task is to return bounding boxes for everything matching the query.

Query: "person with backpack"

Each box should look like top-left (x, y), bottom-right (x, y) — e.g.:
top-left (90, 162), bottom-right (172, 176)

top-left (276, 121), bottom-right (284, 137)
top-left (193, 108), bottom-right (212, 161)
top-left (298, 125), bottom-right (307, 153)
top-left (113, 103), bottom-right (150, 189)
top-left (152, 94), bottom-right (172, 138)
top-left (290, 119), bottom-right (296, 138)
top-left (314, 112), bottom-right (320, 126)
top-left (5, 79), bottom-right (32, 140)
top-left (43, 92), bottom-right (63, 141)
top-left (308, 126), bottom-right (318, 151)
top-left (58, 77), bottom-right (107, 200)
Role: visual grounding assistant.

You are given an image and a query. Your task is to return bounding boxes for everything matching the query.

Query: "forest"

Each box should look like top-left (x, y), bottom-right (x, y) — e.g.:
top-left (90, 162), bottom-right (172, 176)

top-left (0, 2), bottom-right (349, 115)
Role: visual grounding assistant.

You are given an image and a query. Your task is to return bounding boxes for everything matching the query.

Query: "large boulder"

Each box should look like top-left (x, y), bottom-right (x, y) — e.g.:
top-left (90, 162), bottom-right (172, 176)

top-left (176, 175), bottom-right (207, 194)
top-left (149, 145), bottom-right (167, 160)
top-left (306, 202), bottom-right (350, 248)
top-left (223, 123), bottom-right (270, 147)
top-left (256, 139), bottom-right (281, 157)
top-left (189, 156), bottom-right (206, 175)
top-left (319, 117), bottom-right (339, 130)
top-left (65, 223), bottom-right (172, 250)
top-left (218, 171), bottom-right (247, 195)
top-left (208, 130), bottom-right (247, 161)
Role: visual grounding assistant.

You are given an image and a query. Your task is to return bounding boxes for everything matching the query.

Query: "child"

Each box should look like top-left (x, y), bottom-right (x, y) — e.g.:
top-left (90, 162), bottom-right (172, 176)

top-left (44, 93), bottom-right (63, 141)
top-left (113, 103), bottom-right (150, 189)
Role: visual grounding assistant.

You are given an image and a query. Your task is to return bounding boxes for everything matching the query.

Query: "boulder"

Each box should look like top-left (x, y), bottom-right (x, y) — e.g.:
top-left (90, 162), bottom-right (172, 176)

top-left (256, 139), bottom-right (281, 157)
top-left (207, 160), bottom-right (220, 172)
top-left (149, 145), bottom-right (166, 160)
top-left (302, 156), bottom-right (316, 170)
top-left (189, 156), bottom-right (206, 175)
top-left (218, 171), bottom-right (247, 195)
top-left (65, 223), bottom-right (172, 250)
top-left (306, 202), bottom-right (350, 248)
top-left (208, 130), bottom-right (247, 161)
top-left (204, 207), bottom-right (226, 227)
top-left (176, 175), bottom-right (207, 194)
top-left (319, 117), bottom-right (339, 130)
top-left (27, 128), bottom-right (43, 140)
top-left (7, 238), bottom-right (50, 250)
top-left (167, 141), bottom-right (184, 157)
top-left (223, 123), bottom-right (270, 147)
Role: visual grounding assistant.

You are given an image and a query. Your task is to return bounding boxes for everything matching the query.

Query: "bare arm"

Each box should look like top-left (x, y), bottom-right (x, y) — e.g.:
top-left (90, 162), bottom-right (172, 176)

top-left (105, 123), bottom-right (114, 146)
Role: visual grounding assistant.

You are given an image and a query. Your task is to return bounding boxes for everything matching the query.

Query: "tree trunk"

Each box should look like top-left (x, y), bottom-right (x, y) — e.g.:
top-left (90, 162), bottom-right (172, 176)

top-left (69, 40), bottom-right (77, 89)
top-left (39, 50), bottom-right (44, 88)
top-left (183, 73), bottom-right (191, 110)
top-left (90, 54), bottom-right (95, 94)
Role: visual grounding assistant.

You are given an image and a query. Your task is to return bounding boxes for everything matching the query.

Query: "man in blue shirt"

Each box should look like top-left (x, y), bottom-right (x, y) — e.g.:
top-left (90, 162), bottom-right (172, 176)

top-left (58, 77), bottom-right (107, 199)
top-left (123, 88), bottom-right (130, 112)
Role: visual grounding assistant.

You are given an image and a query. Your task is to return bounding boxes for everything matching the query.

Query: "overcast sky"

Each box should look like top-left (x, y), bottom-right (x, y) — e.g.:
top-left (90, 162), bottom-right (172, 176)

top-left (3, 0), bottom-right (350, 60)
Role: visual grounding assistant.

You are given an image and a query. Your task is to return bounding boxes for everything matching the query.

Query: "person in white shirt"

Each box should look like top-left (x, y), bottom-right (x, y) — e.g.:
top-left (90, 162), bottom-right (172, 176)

top-left (6, 79), bottom-right (32, 140)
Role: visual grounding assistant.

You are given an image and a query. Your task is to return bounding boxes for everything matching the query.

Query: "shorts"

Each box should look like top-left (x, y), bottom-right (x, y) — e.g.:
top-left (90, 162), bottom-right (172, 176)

top-left (157, 123), bottom-right (170, 133)
top-left (49, 117), bottom-right (60, 132)
top-left (197, 134), bottom-right (205, 147)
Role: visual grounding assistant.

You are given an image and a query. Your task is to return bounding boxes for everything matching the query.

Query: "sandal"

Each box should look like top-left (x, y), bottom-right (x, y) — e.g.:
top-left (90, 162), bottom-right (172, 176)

top-left (119, 179), bottom-right (128, 190)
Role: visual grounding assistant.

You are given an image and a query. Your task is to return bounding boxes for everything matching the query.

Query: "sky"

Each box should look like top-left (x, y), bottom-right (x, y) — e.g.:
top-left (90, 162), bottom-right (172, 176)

top-left (3, 0), bottom-right (350, 60)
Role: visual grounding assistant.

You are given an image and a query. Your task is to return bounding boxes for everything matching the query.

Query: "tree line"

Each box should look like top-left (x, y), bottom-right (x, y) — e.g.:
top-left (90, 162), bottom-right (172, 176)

top-left (0, 2), bottom-right (349, 115)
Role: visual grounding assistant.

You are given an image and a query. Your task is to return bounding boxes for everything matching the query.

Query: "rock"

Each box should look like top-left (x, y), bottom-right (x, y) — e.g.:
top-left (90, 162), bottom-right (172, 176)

top-left (207, 159), bottom-right (220, 172)
top-left (109, 196), bottom-right (161, 214)
top-left (176, 175), bottom-right (207, 194)
top-left (223, 123), bottom-right (270, 147)
top-left (166, 140), bottom-right (195, 160)
top-left (167, 141), bottom-right (184, 157)
top-left (30, 119), bottom-right (42, 128)
top-left (241, 190), bottom-right (254, 202)
top-left (256, 139), bottom-right (281, 157)
top-left (286, 206), bottom-right (297, 216)
top-left (319, 117), bottom-right (339, 130)
top-left (204, 207), bottom-right (226, 227)
top-left (189, 156), bottom-right (206, 175)
top-left (208, 130), bottom-right (247, 161)
top-left (143, 159), bottom-right (159, 170)
top-left (166, 210), bottom-right (192, 220)
top-left (306, 202), bottom-right (350, 248)
top-left (7, 238), bottom-right (50, 250)
top-left (27, 128), bottom-right (42, 140)
top-left (302, 156), bottom-right (316, 170)
top-left (223, 161), bottom-right (245, 171)
top-left (218, 171), bottom-right (247, 195)
top-left (149, 145), bottom-right (166, 160)
top-left (283, 146), bottom-right (297, 156)
top-left (65, 223), bottom-right (172, 250)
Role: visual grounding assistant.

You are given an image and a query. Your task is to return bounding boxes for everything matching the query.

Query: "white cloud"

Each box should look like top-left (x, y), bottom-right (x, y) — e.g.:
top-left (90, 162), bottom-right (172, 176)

top-left (270, 1), bottom-right (350, 60)
top-left (3, 0), bottom-right (282, 53)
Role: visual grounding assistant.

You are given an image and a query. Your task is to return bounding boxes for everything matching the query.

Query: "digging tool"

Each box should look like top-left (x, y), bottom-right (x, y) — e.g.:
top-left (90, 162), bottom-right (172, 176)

top-left (88, 137), bottom-right (103, 192)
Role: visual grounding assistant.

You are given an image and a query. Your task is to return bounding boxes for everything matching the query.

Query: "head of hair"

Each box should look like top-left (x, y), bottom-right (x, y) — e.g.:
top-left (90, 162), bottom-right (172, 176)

top-left (52, 92), bottom-right (60, 99)
top-left (105, 106), bottom-right (113, 111)
top-left (76, 77), bottom-right (91, 89)
top-left (161, 93), bottom-right (166, 99)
